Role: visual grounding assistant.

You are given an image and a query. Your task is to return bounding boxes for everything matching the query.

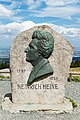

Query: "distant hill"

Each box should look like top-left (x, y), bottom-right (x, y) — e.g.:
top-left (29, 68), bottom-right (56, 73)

top-left (0, 58), bottom-right (9, 63)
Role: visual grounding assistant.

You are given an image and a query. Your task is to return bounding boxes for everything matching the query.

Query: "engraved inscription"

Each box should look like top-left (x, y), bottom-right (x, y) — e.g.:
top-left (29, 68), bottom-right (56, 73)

top-left (50, 76), bottom-right (58, 80)
top-left (17, 69), bottom-right (26, 73)
top-left (17, 84), bottom-right (58, 90)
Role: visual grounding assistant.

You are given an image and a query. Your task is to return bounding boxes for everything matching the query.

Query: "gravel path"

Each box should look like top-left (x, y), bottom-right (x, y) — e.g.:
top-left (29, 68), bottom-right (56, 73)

top-left (0, 80), bottom-right (80, 120)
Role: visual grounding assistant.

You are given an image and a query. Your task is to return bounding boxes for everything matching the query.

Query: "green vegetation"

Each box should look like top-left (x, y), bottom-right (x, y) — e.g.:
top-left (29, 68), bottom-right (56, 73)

top-left (69, 98), bottom-right (78, 108)
top-left (69, 67), bottom-right (80, 82)
top-left (0, 61), bottom-right (9, 69)
top-left (0, 76), bottom-right (10, 80)
top-left (70, 60), bottom-right (80, 68)
top-left (66, 97), bottom-right (78, 108)
top-left (68, 76), bottom-right (80, 82)
top-left (70, 67), bottom-right (80, 72)
top-left (0, 58), bottom-right (9, 69)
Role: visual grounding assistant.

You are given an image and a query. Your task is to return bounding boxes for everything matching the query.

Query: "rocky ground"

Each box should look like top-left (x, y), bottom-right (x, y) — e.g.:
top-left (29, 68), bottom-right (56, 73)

top-left (0, 80), bottom-right (80, 120)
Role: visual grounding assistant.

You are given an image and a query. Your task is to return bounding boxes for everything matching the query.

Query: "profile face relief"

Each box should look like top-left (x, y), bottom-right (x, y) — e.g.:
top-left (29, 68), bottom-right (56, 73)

top-left (25, 39), bottom-right (39, 62)
top-left (25, 30), bottom-right (54, 85)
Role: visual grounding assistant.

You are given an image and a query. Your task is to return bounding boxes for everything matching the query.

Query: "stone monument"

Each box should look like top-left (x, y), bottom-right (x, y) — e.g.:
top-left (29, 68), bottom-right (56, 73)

top-left (2, 25), bottom-right (74, 113)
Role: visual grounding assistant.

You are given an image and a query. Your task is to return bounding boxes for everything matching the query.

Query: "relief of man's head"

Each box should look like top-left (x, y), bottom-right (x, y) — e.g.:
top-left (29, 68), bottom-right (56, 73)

top-left (25, 30), bottom-right (54, 65)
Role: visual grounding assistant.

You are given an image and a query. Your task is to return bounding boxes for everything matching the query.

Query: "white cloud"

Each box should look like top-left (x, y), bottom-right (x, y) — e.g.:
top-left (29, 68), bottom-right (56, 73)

top-left (0, 21), bottom-right (36, 48)
top-left (22, 0), bottom-right (80, 20)
top-left (7, 1), bottom-right (21, 9)
top-left (1, 0), bottom-right (80, 20)
top-left (0, 21), bottom-right (36, 40)
top-left (0, 4), bottom-right (12, 17)
top-left (0, 20), bottom-right (80, 41)
top-left (25, 0), bottom-right (43, 5)
top-left (0, 22), bottom-right (20, 33)
top-left (10, 16), bottom-right (24, 22)
top-left (33, 6), bottom-right (80, 20)
top-left (25, 0), bottom-right (35, 5)
top-left (23, 0), bottom-right (80, 11)
top-left (20, 21), bottom-right (36, 30)
top-left (1, 21), bottom-right (35, 34)
top-left (24, 0), bottom-right (43, 9)
top-left (0, 0), bottom-right (12, 2)
top-left (24, 0), bottom-right (80, 8)
top-left (0, 20), bottom-right (80, 48)
top-left (45, 0), bottom-right (80, 7)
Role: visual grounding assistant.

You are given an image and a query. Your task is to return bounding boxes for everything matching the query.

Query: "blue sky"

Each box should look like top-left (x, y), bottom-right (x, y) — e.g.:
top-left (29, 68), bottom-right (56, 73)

top-left (0, 0), bottom-right (80, 50)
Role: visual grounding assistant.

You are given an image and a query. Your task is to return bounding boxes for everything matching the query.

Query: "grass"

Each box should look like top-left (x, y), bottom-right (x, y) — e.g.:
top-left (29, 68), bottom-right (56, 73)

top-left (68, 67), bottom-right (80, 82)
top-left (68, 76), bottom-right (80, 82)
top-left (69, 99), bottom-right (78, 108)
top-left (66, 97), bottom-right (78, 108)
top-left (0, 76), bottom-right (10, 79)
top-left (70, 67), bottom-right (80, 72)
top-left (71, 76), bottom-right (80, 82)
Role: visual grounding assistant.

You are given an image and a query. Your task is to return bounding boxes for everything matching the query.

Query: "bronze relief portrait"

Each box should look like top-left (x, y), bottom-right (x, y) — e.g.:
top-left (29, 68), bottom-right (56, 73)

top-left (25, 30), bottom-right (54, 85)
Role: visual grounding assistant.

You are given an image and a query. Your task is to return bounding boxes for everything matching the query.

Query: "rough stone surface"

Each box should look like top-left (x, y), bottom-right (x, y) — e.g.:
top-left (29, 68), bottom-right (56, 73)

top-left (0, 80), bottom-right (80, 119)
top-left (2, 97), bottom-right (72, 113)
top-left (2, 25), bottom-right (74, 112)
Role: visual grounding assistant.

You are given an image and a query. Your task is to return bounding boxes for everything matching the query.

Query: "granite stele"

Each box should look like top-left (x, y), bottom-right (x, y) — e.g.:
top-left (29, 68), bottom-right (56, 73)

top-left (2, 25), bottom-right (74, 113)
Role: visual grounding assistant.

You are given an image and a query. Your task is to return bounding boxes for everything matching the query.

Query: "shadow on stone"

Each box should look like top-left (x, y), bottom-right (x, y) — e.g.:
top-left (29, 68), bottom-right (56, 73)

top-left (4, 93), bottom-right (12, 102)
top-left (27, 73), bottom-right (53, 86)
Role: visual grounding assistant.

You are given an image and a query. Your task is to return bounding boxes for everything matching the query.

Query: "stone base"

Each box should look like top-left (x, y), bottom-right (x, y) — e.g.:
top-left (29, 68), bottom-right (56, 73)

top-left (1, 97), bottom-right (73, 113)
